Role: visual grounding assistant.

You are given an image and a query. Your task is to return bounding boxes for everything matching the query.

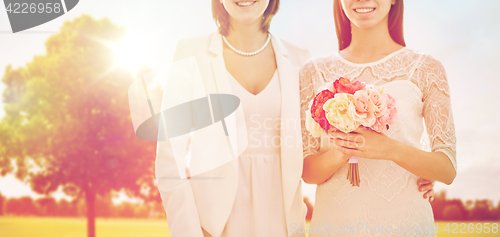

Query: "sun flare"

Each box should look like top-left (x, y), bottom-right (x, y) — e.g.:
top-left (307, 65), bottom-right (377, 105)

top-left (111, 33), bottom-right (152, 72)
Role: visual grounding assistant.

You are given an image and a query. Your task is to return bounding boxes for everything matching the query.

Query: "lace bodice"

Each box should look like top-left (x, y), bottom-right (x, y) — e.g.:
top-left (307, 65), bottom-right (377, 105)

top-left (299, 48), bottom-right (457, 236)
top-left (299, 47), bottom-right (457, 171)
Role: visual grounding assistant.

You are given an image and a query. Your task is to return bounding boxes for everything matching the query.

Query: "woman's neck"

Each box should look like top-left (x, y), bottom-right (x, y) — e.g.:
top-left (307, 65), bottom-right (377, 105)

top-left (225, 19), bottom-right (268, 52)
top-left (343, 18), bottom-right (403, 63)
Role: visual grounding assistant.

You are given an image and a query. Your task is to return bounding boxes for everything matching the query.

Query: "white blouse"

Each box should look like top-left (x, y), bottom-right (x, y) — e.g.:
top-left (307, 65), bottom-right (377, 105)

top-left (220, 69), bottom-right (288, 237)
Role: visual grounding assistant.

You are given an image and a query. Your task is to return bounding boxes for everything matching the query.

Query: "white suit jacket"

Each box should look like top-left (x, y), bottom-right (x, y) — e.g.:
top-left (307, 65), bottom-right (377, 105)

top-left (155, 32), bottom-right (312, 237)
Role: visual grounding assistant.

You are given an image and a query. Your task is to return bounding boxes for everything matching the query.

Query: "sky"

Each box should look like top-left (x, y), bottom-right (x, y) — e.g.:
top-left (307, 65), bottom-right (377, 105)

top-left (0, 0), bottom-right (499, 204)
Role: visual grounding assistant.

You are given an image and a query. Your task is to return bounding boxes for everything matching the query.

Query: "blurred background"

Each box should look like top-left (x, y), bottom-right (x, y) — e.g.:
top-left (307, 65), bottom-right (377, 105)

top-left (0, 0), bottom-right (499, 237)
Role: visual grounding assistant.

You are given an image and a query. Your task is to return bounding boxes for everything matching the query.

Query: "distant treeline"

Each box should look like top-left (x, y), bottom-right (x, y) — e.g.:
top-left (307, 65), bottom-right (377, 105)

top-left (1, 191), bottom-right (499, 221)
top-left (0, 192), bottom-right (165, 219)
top-left (430, 191), bottom-right (500, 221)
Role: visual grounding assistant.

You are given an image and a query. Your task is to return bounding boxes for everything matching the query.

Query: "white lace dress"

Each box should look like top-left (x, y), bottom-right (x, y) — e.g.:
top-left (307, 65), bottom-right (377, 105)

top-left (299, 47), bottom-right (457, 237)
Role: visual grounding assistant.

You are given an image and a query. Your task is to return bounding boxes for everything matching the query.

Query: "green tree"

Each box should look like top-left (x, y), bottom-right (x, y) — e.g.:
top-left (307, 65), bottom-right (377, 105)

top-left (34, 196), bottom-right (58, 216)
top-left (430, 190), bottom-right (447, 220)
top-left (495, 201), bottom-right (500, 220)
top-left (469, 199), bottom-right (495, 220)
top-left (95, 192), bottom-right (115, 218)
top-left (134, 203), bottom-right (150, 218)
top-left (0, 15), bottom-right (156, 237)
top-left (5, 196), bottom-right (38, 216)
top-left (443, 205), bottom-right (465, 220)
top-left (443, 199), bottom-right (468, 221)
top-left (0, 192), bottom-right (4, 215)
top-left (115, 201), bottom-right (135, 218)
top-left (56, 198), bottom-right (78, 217)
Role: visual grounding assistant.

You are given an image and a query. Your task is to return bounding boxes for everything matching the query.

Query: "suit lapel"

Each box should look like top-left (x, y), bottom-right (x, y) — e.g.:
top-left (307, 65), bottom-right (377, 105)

top-left (273, 35), bottom-right (304, 233)
top-left (200, 32), bottom-right (247, 237)
top-left (208, 33), bottom-right (248, 164)
top-left (208, 32), bottom-right (232, 95)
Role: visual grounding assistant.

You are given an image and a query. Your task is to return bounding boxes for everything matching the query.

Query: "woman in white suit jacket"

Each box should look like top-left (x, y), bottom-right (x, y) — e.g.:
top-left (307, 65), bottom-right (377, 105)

top-left (156, 1), bottom-right (311, 236)
top-left (155, 1), bottom-right (435, 236)
top-left (156, 33), bottom-right (311, 237)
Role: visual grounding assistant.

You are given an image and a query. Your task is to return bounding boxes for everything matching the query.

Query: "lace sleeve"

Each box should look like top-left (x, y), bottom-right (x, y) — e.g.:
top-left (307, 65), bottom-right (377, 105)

top-left (299, 58), bottom-right (322, 158)
top-left (416, 55), bottom-right (457, 172)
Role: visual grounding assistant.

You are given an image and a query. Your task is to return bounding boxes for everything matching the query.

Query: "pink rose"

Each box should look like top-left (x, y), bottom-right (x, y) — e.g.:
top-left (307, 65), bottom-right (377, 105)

top-left (385, 93), bottom-right (396, 109)
top-left (369, 93), bottom-right (398, 132)
top-left (368, 88), bottom-right (387, 117)
top-left (371, 117), bottom-right (386, 133)
top-left (378, 106), bottom-right (397, 125)
top-left (350, 90), bottom-right (376, 127)
top-left (381, 93), bottom-right (398, 124)
top-left (333, 77), bottom-right (366, 94)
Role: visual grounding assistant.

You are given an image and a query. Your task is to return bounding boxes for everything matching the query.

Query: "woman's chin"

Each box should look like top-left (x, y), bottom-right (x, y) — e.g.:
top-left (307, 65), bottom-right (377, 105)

top-left (351, 20), bottom-right (383, 30)
top-left (231, 16), bottom-right (263, 26)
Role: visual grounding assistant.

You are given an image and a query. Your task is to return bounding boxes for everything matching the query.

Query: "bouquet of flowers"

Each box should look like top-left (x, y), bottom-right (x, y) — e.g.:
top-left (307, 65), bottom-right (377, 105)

top-left (305, 77), bottom-right (398, 186)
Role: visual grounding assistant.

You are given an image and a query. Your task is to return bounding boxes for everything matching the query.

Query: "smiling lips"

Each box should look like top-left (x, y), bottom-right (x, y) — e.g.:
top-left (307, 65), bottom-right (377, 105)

top-left (236, 1), bottom-right (256, 7)
top-left (354, 8), bottom-right (375, 13)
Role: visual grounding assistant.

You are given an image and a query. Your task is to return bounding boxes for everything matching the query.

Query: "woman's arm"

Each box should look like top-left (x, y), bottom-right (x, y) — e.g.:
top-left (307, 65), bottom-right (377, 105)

top-left (394, 55), bottom-right (457, 184)
top-left (298, 58), bottom-right (339, 184)
top-left (392, 140), bottom-right (456, 185)
top-left (302, 139), bottom-right (349, 184)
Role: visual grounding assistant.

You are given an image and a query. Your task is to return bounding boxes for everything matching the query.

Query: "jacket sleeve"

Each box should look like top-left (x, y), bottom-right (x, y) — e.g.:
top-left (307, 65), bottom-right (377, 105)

top-left (155, 40), bottom-right (204, 237)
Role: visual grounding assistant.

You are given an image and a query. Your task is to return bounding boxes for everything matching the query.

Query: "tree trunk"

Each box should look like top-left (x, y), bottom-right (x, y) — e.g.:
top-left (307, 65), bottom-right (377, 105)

top-left (86, 183), bottom-right (96, 237)
top-left (0, 195), bottom-right (4, 215)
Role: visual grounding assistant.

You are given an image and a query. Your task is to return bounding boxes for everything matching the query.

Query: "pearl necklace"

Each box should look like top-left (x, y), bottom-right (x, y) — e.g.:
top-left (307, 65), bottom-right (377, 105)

top-left (222, 33), bottom-right (271, 56)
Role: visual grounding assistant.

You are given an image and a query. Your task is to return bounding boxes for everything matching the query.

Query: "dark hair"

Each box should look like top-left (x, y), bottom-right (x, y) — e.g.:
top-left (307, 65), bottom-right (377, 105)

top-left (212, 0), bottom-right (280, 36)
top-left (334, 0), bottom-right (405, 50)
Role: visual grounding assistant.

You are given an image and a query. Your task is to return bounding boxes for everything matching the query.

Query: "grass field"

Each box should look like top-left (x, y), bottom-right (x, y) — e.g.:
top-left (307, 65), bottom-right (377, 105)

top-left (1, 217), bottom-right (498, 237)
top-left (302, 221), bottom-right (500, 237)
top-left (434, 222), bottom-right (499, 237)
top-left (0, 216), bottom-right (171, 237)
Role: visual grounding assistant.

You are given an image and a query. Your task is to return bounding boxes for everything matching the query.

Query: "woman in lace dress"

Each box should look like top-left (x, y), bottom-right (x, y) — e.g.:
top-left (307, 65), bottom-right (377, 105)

top-left (300, 0), bottom-right (457, 236)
